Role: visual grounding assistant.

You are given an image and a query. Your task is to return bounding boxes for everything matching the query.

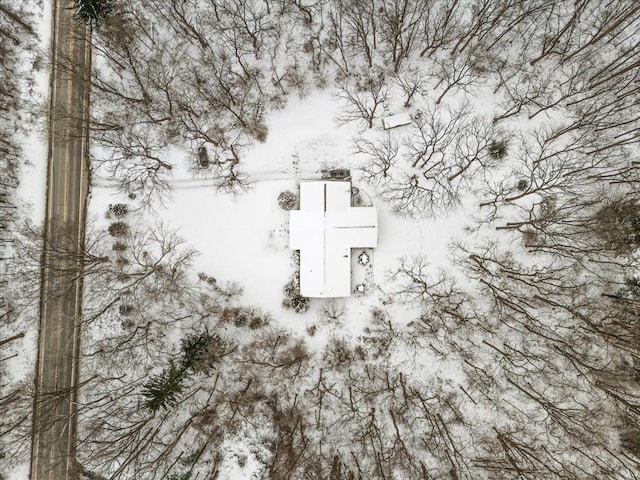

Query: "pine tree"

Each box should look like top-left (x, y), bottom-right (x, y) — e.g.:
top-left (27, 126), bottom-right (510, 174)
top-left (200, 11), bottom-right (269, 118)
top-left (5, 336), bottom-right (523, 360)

top-left (181, 331), bottom-right (230, 374)
top-left (74, 0), bottom-right (114, 25)
top-left (142, 362), bottom-right (185, 412)
top-left (180, 331), bottom-right (215, 374)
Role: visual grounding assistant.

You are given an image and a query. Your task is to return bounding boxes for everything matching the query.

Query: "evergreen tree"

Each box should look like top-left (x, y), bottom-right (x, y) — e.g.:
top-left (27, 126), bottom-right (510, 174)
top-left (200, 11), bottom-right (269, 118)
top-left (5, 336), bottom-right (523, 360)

top-left (181, 331), bottom-right (231, 374)
top-left (180, 331), bottom-right (215, 374)
top-left (142, 362), bottom-right (185, 412)
top-left (74, 0), bottom-right (114, 25)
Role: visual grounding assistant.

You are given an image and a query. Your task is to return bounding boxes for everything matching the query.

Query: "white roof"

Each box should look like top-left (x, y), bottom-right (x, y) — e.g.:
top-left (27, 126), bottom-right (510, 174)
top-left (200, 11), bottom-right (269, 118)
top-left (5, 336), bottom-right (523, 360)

top-left (382, 112), bottom-right (412, 130)
top-left (290, 181), bottom-right (377, 297)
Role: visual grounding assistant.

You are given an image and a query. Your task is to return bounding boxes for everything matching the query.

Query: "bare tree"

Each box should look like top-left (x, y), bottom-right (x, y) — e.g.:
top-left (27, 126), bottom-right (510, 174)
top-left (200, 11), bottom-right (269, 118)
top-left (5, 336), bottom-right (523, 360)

top-left (431, 53), bottom-right (482, 104)
top-left (336, 70), bottom-right (388, 129)
top-left (354, 132), bottom-right (399, 185)
top-left (377, 0), bottom-right (427, 73)
top-left (418, 0), bottom-right (463, 58)
top-left (394, 64), bottom-right (428, 107)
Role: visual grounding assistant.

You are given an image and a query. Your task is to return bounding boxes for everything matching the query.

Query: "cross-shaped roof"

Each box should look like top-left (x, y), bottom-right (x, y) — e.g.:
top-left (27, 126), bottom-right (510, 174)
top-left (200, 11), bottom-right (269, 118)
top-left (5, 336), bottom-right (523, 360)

top-left (289, 181), bottom-right (378, 297)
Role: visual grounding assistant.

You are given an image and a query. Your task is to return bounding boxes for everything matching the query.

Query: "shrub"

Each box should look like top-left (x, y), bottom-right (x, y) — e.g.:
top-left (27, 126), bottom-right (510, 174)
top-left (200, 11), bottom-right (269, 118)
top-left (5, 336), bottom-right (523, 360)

top-left (621, 424), bottom-right (640, 457)
top-left (283, 273), bottom-right (300, 297)
top-left (522, 229), bottom-right (538, 246)
top-left (108, 221), bottom-right (129, 237)
top-left (115, 256), bottom-right (130, 267)
top-left (614, 277), bottom-right (640, 300)
top-left (118, 304), bottom-right (134, 316)
top-left (110, 203), bottom-right (128, 217)
top-left (324, 337), bottom-right (353, 368)
top-left (220, 307), bottom-right (241, 324)
top-left (320, 299), bottom-right (345, 322)
top-left (249, 312), bottom-right (270, 329)
top-left (250, 121), bottom-right (268, 143)
top-left (351, 186), bottom-right (364, 206)
top-left (516, 179), bottom-right (528, 191)
top-left (488, 140), bottom-right (508, 159)
top-left (112, 241), bottom-right (127, 252)
top-left (291, 296), bottom-right (309, 313)
top-left (180, 331), bottom-right (230, 374)
top-left (278, 191), bottom-right (297, 210)
top-left (592, 199), bottom-right (640, 253)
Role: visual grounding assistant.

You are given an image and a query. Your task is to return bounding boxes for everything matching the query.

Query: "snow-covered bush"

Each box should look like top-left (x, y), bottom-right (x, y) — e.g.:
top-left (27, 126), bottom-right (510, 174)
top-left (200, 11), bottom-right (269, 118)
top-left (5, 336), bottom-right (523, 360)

top-left (290, 296), bottom-right (309, 314)
top-left (247, 310), bottom-right (271, 329)
top-left (516, 179), bottom-right (529, 191)
top-left (112, 241), bottom-right (127, 252)
top-left (283, 272), bottom-right (300, 297)
top-left (323, 337), bottom-right (353, 369)
top-left (109, 203), bottom-right (129, 217)
top-left (108, 221), bottom-right (129, 237)
top-left (319, 299), bottom-right (345, 322)
top-left (488, 139), bottom-right (508, 159)
top-left (278, 191), bottom-right (297, 210)
top-left (118, 304), bottom-right (134, 316)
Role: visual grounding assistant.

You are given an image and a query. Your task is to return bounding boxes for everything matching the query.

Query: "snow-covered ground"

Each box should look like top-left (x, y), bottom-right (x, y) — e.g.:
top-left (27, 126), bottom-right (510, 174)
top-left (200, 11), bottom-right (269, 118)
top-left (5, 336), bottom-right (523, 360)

top-left (3, 0), bottom-right (51, 478)
top-left (90, 90), bottom-right (472, 352)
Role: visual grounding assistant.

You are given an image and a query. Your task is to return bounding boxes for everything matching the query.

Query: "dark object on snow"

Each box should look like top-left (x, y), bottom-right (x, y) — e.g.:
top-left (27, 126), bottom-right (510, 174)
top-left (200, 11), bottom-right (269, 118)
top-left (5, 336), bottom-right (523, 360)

top-left (109, 203), bottom-right (128, 217)
top-left (74, 0), bottom-right (113, 25)
top-left (197, 146), bottom-right (210, 168)
top-left (321, 168), bottom-right (350, 180)
top-left (291, 295), bottom-right (309, 313)
top-left (278, 191), bottom-right (297, 210)
top-left (488, 140), bottom-right (508, 159)
top-left (108, 221), bottom-right (129, 237)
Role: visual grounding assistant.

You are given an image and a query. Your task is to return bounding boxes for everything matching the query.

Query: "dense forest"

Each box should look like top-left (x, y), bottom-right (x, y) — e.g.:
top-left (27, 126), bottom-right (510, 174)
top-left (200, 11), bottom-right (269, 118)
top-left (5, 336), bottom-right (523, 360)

top-left (0, 0), bottom-right (40, 476)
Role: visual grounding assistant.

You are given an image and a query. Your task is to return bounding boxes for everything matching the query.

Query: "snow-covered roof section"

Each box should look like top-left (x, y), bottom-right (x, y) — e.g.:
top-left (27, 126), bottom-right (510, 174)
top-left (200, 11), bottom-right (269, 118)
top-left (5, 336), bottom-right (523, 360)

top-left (382, 112), bottom-right (412, 130)
top-left (290, 181), bottom-right (377, 298)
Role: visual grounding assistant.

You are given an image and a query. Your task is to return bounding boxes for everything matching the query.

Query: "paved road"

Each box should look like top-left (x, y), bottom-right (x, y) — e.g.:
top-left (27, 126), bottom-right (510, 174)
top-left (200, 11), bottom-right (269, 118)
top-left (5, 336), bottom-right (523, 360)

top-left (30, 1), bottom-right (91, 479)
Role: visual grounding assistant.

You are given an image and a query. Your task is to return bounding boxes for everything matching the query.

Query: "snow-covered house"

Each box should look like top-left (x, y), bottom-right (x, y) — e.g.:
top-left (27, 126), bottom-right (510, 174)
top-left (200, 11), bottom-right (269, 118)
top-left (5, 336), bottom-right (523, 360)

top-left (290, 181), bottom-right (377, 297)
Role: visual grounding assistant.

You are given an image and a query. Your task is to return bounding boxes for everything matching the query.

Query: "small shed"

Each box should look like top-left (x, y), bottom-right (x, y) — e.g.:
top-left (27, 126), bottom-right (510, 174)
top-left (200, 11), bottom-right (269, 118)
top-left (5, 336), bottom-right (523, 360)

top-left (382, 113), bottom-right (412, 130)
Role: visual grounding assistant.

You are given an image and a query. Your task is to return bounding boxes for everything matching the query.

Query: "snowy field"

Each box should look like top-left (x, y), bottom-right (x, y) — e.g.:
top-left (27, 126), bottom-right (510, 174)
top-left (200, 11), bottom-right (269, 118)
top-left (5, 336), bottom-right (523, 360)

top-left (89, 90), bottom-right (471, 344)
